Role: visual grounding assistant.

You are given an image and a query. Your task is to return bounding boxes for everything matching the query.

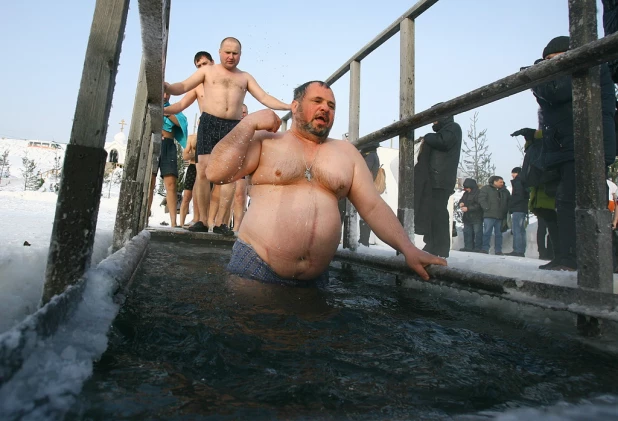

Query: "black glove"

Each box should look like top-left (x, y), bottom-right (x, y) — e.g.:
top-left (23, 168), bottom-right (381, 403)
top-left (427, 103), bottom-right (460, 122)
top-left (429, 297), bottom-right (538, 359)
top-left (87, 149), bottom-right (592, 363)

top-left (510, 128), bottom-right (536, 142)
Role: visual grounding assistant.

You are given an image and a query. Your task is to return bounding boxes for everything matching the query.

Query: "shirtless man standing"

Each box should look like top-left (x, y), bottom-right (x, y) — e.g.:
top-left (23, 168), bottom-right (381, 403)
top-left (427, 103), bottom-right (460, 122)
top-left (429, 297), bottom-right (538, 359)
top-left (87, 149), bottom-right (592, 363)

top-left (206, 81), bottom-right (445, 284)
top-left (164, 37), bottom-right (290, 235)
top-left (165, 51), bottom-right (214, 230)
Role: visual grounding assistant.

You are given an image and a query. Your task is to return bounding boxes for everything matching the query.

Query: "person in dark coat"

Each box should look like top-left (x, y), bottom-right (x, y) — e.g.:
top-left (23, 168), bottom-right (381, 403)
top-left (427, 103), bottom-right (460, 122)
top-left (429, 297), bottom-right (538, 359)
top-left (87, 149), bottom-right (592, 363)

top-left (458, 178), bottom-right (483, 252)
top-left (418, 114), bottom-right (462, 258)
top-left (532, 36), bottom-right (617, 270)
top-left (505, 167), bottom-right (529, 257)
top-left (479, 176), bottom-right (510, 255)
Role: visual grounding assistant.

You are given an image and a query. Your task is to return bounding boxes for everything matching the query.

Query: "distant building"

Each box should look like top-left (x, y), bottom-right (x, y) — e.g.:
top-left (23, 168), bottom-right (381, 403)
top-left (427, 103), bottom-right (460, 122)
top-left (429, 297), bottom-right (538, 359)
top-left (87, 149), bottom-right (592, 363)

top-left (104, 131), bottom-right (127, 168)
top-left (27, 140), bottom-right (62, 150)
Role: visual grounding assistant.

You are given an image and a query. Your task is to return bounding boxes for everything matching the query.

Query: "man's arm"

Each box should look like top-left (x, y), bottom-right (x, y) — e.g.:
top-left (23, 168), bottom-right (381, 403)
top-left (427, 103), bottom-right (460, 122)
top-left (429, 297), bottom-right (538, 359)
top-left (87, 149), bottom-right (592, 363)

top-left (165, 90), bottom-right (198, 115)
top-left (165, 68), bottom-right (206, 96)
top-left (246, 73), bottom-right (290, 111)
top-left (206, 110), bottom-right (281, 184)
top-left (346, 146), bottom-right (446, 280)
top-left (478, 187), bottom-right (490, 212)
top-left (423, 125), bottom-right (461, 152)
top-left (183, 135), bottom-right (196, 161)
top-left (167, 114), bottom-right (180, 127)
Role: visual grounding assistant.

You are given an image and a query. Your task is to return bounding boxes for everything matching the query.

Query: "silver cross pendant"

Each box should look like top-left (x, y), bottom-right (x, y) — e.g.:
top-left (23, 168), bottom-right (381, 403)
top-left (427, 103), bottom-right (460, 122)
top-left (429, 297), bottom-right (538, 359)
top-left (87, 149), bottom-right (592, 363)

top-left (304, 168), bottom-right (312, 181)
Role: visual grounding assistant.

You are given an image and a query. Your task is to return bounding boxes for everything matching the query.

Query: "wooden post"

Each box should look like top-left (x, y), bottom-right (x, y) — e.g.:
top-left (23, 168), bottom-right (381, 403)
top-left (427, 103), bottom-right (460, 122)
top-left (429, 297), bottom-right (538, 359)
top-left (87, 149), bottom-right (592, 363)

top-left (113, 0), bottom-right (170, 250)
top-left (569, 0), bottom-right (613, 292)
top-left (113, 61), bottom-right (149, 251)
top-left (343, 60), bottom-right (361, 250)
top-left (43, 0), bottom-right (130, 304)
top-left (398, 17), bottom-right (415, 239)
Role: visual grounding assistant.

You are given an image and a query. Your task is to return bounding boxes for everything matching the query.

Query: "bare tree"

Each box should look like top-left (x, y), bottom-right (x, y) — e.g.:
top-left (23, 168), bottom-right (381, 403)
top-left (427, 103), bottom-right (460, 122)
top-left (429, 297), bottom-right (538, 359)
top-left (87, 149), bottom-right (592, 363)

top-left (0, 149), bottom-right (10, 187)
top-left (458, 112), bottom-right (496, 186)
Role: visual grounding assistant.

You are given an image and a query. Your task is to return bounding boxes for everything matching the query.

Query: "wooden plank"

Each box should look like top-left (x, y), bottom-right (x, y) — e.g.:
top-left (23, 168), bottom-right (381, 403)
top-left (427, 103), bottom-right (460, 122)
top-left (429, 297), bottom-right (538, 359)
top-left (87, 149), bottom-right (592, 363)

top-left (138, 0), bottom-right (170, 133)
top-left (113, 61), bottom-right (149, 251)
top-left (281, 0), bottom-right (439, 122)
top-left (68, 0), bottom-right (130, 149)
top-left (569, 0), bottom-right (614, 292)
top-left (343, 61), bottom-right (361, 250)
top-left (398, 18), bottom-right (416, 239)
top-left (354, 31), bottom-right (618, 149)
top-left (43, 0), bottom-right (130, 304)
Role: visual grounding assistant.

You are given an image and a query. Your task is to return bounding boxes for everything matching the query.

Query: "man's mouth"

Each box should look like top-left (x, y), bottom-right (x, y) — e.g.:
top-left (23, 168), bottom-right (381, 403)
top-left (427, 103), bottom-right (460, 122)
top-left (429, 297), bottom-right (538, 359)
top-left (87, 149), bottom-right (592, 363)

top-left (314, 115), bottom-right (328, 123)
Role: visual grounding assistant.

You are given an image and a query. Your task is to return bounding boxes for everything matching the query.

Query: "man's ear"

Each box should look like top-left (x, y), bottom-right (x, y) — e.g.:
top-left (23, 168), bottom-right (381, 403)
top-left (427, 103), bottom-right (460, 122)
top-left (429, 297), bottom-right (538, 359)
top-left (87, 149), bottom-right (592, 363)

top-left (291, 100), bottom-right (299, 114)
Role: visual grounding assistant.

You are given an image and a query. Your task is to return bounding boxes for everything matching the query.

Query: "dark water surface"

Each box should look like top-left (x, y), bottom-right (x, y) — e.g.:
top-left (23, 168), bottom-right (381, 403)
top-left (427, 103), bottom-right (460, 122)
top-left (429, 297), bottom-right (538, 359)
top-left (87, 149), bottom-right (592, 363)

top-left (69, 241), bottom-right (618, 420)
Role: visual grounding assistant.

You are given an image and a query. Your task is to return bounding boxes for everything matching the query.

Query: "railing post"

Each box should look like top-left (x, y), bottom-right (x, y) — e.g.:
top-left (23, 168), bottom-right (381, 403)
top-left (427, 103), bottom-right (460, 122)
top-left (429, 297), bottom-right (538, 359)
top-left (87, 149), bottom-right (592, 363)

top-left (113, 61), bottom-right (150, 251)
top-left (43, 0), bottom-right (130, 305)
top-left (569, 0), bottom-right (613, 292)
top-left (343, 60), bottom-right (361, 250)
top-left (398, 17), bottom-right (415, 239)
top-left (281, 119), bottom-right (288, 132)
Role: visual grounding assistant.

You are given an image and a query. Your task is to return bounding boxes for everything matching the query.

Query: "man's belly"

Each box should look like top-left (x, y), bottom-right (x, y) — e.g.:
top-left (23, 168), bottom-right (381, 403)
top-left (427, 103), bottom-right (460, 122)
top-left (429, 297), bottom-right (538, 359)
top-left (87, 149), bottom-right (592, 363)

top-left (238, 185), bottom-right (342, 280)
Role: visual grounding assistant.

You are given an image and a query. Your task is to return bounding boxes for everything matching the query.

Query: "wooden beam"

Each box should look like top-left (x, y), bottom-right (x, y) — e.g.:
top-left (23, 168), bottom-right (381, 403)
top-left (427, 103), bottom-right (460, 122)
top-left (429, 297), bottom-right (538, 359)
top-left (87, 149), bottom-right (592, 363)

top-left (113, 61), bottom-right (149, 251)
top-left (343, 61), bottom-right (361, 250)
top-left (398, 18), bottom-right (416, 239)
top-left (281, 0), bottom-right (439, 122)
top-left (354, 31), bottom-right (618, 149)
top-left (569, 0), bottom-right (614, 292)
top-left (114, 0), bottom-right (171, 251)
top-left (43, 0), bottom-right (130, 304)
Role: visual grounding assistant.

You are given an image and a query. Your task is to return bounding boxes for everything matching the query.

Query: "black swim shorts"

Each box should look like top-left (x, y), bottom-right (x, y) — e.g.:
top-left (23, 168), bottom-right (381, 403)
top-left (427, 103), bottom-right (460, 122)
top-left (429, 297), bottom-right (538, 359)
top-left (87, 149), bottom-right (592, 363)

top-left (226, 239), bottom-right (329, 287)
top-left (159, 137), bottom-right (178, 178)
top-left (184, 163), bottom-right (197, 191)
top-left (197, 112), bottom-right (240, 155)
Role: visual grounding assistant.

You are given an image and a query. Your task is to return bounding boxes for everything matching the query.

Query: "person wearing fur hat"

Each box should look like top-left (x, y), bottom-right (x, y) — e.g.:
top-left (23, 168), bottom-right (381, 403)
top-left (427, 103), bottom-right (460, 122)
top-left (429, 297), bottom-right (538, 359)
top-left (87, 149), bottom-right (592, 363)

top-left (532, 36), bottom-right (616, 271)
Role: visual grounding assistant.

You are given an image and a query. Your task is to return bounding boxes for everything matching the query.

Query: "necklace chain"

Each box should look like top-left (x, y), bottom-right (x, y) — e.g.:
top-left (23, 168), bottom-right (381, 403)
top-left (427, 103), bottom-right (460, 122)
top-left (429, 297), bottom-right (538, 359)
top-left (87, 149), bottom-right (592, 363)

top-left (295, 135), bottom-right (321, 181)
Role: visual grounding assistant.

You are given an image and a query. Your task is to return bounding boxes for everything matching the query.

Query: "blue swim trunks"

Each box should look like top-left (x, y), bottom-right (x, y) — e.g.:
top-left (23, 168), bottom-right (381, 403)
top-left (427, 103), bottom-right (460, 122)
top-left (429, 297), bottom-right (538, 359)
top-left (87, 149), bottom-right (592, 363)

top-left (226, 239), bottom-right (329, 287)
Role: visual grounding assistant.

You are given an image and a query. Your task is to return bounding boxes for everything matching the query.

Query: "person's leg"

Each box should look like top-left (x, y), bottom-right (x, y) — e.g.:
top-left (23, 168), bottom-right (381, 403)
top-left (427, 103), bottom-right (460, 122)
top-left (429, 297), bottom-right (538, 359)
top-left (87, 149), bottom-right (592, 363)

top-left (462, 223), bottom-right (473, 250)
top-left (472, 222), bottom-right (483, 251)
top-left (191, 179), bottom-right (200, 224)
top-left (430, 188), bottom-right (451, 257)
top-left (189, 154), bottom-right (211, 232)
top-left (179, 189), bottom-right (192, 226)
top-left (482, 218), bottom-right (493, 252)
top-left (163, 174), bottom-right (178, 227)
top-left (213, 183), bottom-right (236, 235)
top-left (555, 161), bottom-right (577, 268)
top-left (494, 219), bottom-right (502, 255)
top-left (536, 216), bottom-right (548, 258)
top-left (511, 212), bottom-right (525, 254)
top-left (233, 178), bottom-right (248, 232)
top-left (208, 184), bottom-right (221, 228)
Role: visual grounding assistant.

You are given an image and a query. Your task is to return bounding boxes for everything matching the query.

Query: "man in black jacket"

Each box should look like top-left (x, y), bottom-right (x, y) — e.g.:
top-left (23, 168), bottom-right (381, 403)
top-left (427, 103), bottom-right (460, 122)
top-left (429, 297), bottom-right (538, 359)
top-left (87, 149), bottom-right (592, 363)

top-left (458, 178), bottom-right (483, 252)
top-left (418, 114), bottom-right (462, 258)
top-left (533, 36), bottom-right (616, 270)
top-left (479, 176), bottom-right (511, 255)
top-left (505, 167), bottom-right (529, 257)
